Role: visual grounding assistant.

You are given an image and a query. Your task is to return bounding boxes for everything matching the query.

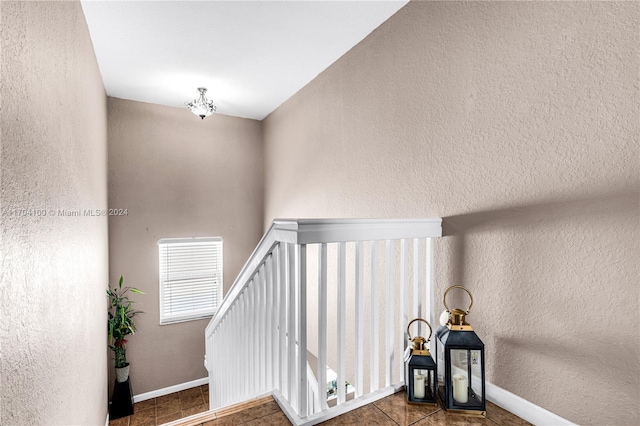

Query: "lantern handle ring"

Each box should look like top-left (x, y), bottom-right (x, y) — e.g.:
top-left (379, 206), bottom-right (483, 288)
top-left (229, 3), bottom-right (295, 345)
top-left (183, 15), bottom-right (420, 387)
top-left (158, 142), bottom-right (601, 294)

top-left (443, 285), bottom-right (473, 314)
top-left (407, 318), bottom-right (432, 342)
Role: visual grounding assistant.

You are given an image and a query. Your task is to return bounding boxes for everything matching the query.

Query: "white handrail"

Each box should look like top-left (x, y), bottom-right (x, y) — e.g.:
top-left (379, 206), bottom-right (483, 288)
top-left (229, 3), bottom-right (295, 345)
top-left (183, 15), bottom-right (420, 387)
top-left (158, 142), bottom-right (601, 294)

top-left (205, 218), bottom-right (442, 425)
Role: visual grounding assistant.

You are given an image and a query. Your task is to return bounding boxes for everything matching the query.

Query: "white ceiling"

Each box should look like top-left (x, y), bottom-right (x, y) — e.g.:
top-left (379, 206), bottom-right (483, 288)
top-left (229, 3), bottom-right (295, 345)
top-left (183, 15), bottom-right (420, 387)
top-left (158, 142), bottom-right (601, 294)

top-left (81, 1), bottom-right (408, 120)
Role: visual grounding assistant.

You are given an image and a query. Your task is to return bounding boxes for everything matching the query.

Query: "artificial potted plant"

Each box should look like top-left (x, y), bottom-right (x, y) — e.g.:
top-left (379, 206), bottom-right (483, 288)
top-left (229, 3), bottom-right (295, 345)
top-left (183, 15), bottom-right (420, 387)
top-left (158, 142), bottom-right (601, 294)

top-left (107, 276), bottom-right (144, 383)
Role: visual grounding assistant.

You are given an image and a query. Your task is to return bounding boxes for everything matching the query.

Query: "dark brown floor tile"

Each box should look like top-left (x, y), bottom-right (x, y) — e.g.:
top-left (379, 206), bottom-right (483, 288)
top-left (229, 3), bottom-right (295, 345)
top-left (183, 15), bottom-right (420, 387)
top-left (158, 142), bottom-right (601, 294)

top-left (134, 398), bottom-right (156, 412)
top-left (156, 411), bottom-right (183, 425)
top-left (109, 416), bottom-right (130, 426)
top-left (205, 417), bottom-right (234, 425)
top-left (413, 410), bottom-right (496, 426)
top-left (129, 407), bottom-right (156, 426)
top-left (156, 398), bottom-right (182, 418)
top-left (181, 393), bottom-right (206, 409)
top-left (243, 410), bottom-right (292, 425)
top-left (156, 392), bottom-right (181, 405)
top-left (320, 404), bottom-right (397, 425)
top-left (240, 400), bottom-right (282, 421)
top-left (182, 404), bottom-right (209, 418)
top-left (373, 391), bottom-right (439, 425)
top-left (485, 401), bottom-right (531, 426)
top-left (180, 386), bottom-right (204, 400)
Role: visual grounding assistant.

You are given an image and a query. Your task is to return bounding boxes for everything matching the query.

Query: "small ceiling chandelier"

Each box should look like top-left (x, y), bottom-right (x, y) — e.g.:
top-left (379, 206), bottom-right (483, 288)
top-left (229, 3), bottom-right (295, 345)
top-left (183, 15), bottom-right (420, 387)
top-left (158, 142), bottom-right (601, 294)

top-left (185, 87), bottom-right (217, 119)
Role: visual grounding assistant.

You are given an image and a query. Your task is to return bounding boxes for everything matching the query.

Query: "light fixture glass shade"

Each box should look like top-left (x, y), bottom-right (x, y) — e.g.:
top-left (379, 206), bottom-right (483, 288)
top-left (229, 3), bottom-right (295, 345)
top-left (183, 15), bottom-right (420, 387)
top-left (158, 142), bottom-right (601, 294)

top-left (185, 87), bottom-right (217, 119)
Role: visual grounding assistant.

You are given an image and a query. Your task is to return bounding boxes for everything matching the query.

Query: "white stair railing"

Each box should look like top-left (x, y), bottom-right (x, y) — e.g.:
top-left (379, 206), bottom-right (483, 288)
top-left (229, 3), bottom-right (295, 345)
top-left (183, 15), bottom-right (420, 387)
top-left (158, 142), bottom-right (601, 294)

top-left (205, 219), bottom-right (442, 425)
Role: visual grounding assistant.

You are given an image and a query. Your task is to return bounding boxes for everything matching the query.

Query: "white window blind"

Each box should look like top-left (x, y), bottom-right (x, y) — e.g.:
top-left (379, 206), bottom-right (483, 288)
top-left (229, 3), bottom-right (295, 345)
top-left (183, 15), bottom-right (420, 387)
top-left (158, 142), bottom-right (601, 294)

top-left (158, 237), bottom-right (223, 325)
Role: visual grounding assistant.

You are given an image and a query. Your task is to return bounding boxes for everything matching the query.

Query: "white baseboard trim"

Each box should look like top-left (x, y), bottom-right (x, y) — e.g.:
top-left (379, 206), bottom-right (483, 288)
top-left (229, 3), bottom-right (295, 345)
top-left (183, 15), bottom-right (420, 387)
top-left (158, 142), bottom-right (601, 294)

top-left (133, 377), bottom-right (208, 403)
top-left (486, 381), bottom-right (576, 426)
top-left (104, 412), bottom-right (109, 426)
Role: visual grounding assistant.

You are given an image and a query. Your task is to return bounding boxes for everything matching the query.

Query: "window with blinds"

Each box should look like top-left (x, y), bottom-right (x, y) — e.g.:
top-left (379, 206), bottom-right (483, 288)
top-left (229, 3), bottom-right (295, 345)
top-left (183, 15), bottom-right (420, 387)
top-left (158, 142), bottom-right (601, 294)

top-left (158, 237), bottom-right (223, 325)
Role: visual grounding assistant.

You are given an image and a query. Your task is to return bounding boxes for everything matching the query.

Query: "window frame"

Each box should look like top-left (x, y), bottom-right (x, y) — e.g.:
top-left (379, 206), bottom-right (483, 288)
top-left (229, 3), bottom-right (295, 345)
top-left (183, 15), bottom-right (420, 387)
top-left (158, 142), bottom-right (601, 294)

top-left (158, 237), bottom-right (223, 325)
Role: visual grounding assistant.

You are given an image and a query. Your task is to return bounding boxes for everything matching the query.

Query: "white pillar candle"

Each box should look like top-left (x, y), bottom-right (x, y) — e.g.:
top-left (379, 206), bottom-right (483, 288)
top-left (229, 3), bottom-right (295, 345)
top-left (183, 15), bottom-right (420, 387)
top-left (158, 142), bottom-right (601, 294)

top-left (414, 374), bottom-right (426, 399)
top-left (452, 374), bottom-right (468, 404)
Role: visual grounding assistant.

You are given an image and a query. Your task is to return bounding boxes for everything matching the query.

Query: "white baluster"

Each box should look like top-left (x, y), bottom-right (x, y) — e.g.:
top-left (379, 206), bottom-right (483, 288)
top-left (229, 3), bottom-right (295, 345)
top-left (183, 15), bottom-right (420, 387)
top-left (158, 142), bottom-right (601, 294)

top-left (385, 239), bottom-right (394, 387)
top-left (355, 241), bottom-right (364, 397)
top-left (279, 243), bottom-right (288, 399)
top-left (242, 291), bottom-right (249, 400)
top-left (426, 238), bottom-right (435, 354)
top-left (232, 302), bottom-right (238, 401)
top-left (413, 238), bottom-right (422, 336)
top-left (271, 248), bottom-right (279, 389)
top-left (371, 241), bottom-right (379, 392)
top-left (254, 278), bottom-right (260, 397)
top-left (212, 334), bottom-right (217, 408)
top-left (225, 325), bottom-right (229, 404)
top-left (337, 241), bottom-right (346, 404)
top-left (288, 243), bottom-right (296, 406)
top-left (298, 244), bottom-right (308, 418)
top-left (218, 329), bottom-right (223, 406)
top-left (318, 243), bottom-right (328, 411)
top-left (228, 308), bottom-right (232, 403)
top-left (258, 265), bottom-right (266, 393)
top-left (214, 330), bottom-right (218, 406)
top-left (221, 320), bottom-right (227, 406)
top-left (249, 280), bottom-right (256, 400)
top-left (211, 334), bottom-right (215, 408)
top-left (399, 238), bottom-right (409, 381)
top-left (218, 323), bottom-right (224, 406)
top-left (227, 322), bottom-right (232, 404)
top-left (266, 254), bottom-right (274, 390)
top-left (215, 329), bottom-right (220, 406)
top-left (244, 283), bottom-right (252, 398)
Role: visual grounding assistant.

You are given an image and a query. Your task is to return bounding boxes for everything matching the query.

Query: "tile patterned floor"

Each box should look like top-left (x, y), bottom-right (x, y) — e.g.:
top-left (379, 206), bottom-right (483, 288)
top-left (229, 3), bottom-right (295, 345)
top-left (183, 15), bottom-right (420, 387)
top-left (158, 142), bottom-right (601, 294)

top-left (199, 400), bottom-right (287, 426)
top-left (109, 384), bottom-right (209, 426)
top-left (319, 392), bottom-right (531, 426)
top-left (109, 386), bottom-right (531, 426)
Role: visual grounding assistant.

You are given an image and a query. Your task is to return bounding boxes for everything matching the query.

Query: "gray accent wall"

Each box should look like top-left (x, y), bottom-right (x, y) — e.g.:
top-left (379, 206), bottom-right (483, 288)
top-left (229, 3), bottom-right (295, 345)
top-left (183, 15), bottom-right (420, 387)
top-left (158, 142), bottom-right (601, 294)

top-left (1, 1), bottom-right (109, 424)
top-left (107, 98), bottom-right (264, 394)
top-left (263, 2), bottom-right (639, 425)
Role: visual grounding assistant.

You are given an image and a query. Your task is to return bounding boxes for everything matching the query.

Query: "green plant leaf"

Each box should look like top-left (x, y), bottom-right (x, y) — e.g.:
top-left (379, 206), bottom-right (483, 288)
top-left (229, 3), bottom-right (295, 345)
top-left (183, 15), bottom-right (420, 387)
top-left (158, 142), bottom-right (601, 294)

top-left (108, 275), bottom-right (144, 364)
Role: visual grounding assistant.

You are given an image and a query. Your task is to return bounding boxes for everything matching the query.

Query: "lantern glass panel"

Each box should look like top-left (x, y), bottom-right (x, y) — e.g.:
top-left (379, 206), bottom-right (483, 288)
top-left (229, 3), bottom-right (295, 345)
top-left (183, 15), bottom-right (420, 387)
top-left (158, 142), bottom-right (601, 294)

top-left (470, 350), bottom-right (483, 400)
top-left (450, 349), bottom-right (483, 409)
top-left (436, 337), bottom-right (445, 396)
top-left (412, 368), bottom-right (434, 400)
top-left (407, 353), bottom-right (437, 404)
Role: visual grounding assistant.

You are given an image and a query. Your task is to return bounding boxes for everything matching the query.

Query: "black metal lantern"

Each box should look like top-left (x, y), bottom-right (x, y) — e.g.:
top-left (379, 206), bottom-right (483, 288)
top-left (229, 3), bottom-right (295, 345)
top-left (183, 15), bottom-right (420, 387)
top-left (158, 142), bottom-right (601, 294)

top-left (404, 318), bottom-right (437, 405)
top-left (435, 286), bottom-right (486, 416)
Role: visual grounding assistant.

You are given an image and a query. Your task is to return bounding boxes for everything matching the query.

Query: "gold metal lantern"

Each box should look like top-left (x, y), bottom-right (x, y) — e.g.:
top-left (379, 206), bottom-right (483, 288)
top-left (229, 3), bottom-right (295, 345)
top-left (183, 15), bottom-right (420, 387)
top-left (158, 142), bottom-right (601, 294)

top-left (435, 286), bottom-right (486, 416)
top-left (405, 318), bottom-right (437, 405)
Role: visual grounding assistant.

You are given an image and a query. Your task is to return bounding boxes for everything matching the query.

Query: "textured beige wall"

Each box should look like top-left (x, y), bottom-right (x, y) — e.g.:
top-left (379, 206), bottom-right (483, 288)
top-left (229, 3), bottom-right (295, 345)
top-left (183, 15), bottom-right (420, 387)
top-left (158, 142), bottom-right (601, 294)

top-left (108, 98), bottom-right (263, 394)
top-left (1, 1), bottom-right (109, 424)
top-left (264, 2), bottom-right (639, 425)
